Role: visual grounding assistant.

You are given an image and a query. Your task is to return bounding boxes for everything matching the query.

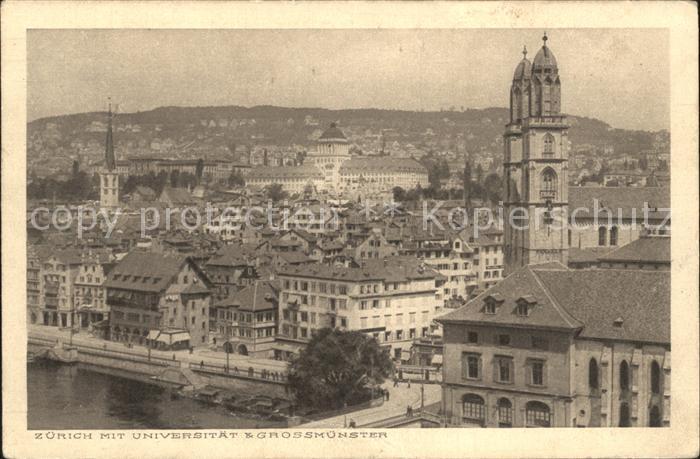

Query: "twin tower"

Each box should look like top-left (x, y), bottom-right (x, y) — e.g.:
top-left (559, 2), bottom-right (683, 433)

top-left (503, 33), bottom-right (569, 275)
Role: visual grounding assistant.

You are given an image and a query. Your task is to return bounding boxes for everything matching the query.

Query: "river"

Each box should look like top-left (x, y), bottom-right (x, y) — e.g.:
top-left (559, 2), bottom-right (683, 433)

top-left (27, 360), bottom-right (286, 429)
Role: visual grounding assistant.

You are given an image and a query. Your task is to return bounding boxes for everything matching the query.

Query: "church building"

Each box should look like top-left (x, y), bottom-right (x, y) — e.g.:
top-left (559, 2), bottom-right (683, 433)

top-left (100, 104), bottom-right (120, 209)
top-left (503, 33), bottom-right (569, 275)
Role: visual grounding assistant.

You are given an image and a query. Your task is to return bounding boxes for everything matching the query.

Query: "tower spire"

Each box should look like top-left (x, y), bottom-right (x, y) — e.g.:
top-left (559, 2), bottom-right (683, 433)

top-left (542, 31), bottom-right (548, 46)
top-left (105, 98), bottom-right (115, 171)
top-left (522, 45), bottom-right (528, 59)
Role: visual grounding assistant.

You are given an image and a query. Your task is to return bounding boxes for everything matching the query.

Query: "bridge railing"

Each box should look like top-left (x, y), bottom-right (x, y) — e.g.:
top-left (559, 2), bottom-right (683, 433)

top-left (188, 361), bottom-right (288, 382)
top-left (29, 335), bottom-right (180, 367)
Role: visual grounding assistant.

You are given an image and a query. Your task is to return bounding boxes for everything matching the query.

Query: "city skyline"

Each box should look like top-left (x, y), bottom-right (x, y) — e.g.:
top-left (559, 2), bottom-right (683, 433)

top-left (28, 28), bottom-right (669, 131)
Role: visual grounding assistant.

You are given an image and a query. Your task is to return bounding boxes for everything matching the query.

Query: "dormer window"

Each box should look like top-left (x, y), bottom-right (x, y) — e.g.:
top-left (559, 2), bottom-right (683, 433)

top-left (516, 302), bottom-right (530, 316)
top-left (483, 293), bottom-right (504, 314)
top-left (485, 300), bottom-right (497, 315)
top-left (516, 295), bottom-right (537, 317)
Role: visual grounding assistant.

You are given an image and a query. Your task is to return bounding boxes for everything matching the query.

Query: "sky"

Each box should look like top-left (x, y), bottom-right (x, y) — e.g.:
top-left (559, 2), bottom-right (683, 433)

top-left (27, 28), bottom-right (669, 131)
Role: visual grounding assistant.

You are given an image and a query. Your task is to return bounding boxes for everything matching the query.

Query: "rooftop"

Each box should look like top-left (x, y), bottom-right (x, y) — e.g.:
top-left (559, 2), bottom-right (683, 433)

top-left (438, 263), bottom-right (669, 345)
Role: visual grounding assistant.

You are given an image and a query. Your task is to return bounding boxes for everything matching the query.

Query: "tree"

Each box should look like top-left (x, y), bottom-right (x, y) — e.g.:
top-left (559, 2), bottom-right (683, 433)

top-left (392, 186), bottom-right (406, 202)
top-left (180, 171), bottom-right (196, 189)
top-left (265, 183), bottom-right (287, 202)
top-left (303, 182), bottom-right (314, 196)
top-left (287, 328), bottom-right (394, 410)
top-left (475, 163), bottom-right (484, 185)
top-left (228, 171), bottom-right (245, 187)
top-left (638, 156), bottom-right (648, 171)
top-left (170, 169), bottom-right (180, 187)
top-left (195, 158), bottom-right (204, 184)
top-left (463, 158), bottom-right (472, 204)
top-left (483, 173), bottom-right (503, 204)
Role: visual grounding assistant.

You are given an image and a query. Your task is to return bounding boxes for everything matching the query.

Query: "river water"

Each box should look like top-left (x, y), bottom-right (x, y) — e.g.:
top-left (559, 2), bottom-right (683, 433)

top-left (27, 360), bottom-right (286, 429)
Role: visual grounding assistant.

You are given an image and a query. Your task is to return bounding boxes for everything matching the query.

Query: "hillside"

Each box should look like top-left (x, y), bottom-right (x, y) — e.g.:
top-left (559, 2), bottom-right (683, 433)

top-left (27, 105), bottom-right (668, 177)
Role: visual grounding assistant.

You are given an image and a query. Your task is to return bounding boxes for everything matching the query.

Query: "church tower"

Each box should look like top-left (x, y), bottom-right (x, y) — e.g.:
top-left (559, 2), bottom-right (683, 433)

top-left (99, 103), bottom-right (120, 209)
top-left (503, 33), bottom-right (569, 275)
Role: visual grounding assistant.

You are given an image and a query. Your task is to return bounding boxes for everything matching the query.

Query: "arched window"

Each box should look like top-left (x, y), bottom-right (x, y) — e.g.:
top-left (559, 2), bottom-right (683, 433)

top-left (543, 134), bottom-right (555, 156)
top-left (497, 398), bottom-right (513, 427)
top-left (649, 405), bottom-right (662, 427)
top-left (525, 401), bottom-right (551, 427)
top-left (610, 226), bottom-right (618, 246)
top-left (514, 87), bottom-right (523, 121)
top-left (462, 394), bottom-right (485, 425)
top-left (620, 360), bottom-right (630, 391)
top-left (589, 358), bottom-right (599, 390)
top-left (540, 168), bottom-right (557, 199)
top-left (598, 226), bottom-right (607, 246)
top-left (619, 402), bottom-right (631, 427)
top-left (651, 360), bottom-right (661, 394)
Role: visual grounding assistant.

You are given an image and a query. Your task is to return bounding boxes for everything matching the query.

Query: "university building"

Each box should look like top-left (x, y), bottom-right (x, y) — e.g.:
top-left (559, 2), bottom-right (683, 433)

top-left (246, 123), bottom-right (429, 196)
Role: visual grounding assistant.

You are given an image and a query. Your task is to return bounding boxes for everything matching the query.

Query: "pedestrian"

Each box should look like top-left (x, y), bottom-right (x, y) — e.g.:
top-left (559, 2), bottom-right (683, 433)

top-left (172, 353), bottom-right (176, 361)
top-left (200, 360), bottom-right (204, 369)
top-left (385, 390), bottom-right (390, 401)
top-left (406, 405), bottom-right (411, 417)
top-left (408, 405), bottom-right (413, 417)
top-left (407, 379), bottom-right (411, 389)
top-left (393, 376), bottom-right (398, 387)
top-left (349, 419), bottom-right (356, 428)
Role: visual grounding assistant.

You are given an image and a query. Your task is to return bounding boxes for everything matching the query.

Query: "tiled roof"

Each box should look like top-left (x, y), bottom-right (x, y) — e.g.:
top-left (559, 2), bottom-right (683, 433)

top-left (206, 244), bottom-right (257, 267)
top-left (339, 157), bottom-right (427, 174)
top-left (437, 263), bottom-right (582, 331)
top-left (568, 186), bottom-right (669, 220)
top-left (438, 263), bottom-right (670, 345)
top-left (278, 255), bottom-right (439, 283)
top-left (104, 251), bottom-right (186, 292)
top-left (277, 251), bottom-right (314, 265)
top-left (535, 268), bottom-right (669, 343)
top-left (568, 247), bottom-right (612, 264)
top-left (597, 236), bottom-right (670, 264)
top-left (217, 281), bottom-right (278, 312)
top-left (159, 186), bottom-right (196, 205)
top-left (247, 164), bottom-right (324, 179)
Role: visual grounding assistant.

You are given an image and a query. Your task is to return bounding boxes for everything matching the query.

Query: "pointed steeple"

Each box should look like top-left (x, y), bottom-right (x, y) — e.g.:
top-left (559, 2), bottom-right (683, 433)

top-left (105, 101), bottom-right (116, 171)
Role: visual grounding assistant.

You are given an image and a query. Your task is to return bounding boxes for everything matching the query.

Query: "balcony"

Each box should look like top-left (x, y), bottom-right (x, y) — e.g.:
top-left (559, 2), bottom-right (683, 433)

top-left (523, 115), bottom-right (568, 129)
top-left (539, 190), bottom-right (557, 200)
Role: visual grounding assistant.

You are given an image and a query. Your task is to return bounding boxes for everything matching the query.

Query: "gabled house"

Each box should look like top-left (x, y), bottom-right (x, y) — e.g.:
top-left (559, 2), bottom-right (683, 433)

top-left (104, 251), bottom-right (214, 349)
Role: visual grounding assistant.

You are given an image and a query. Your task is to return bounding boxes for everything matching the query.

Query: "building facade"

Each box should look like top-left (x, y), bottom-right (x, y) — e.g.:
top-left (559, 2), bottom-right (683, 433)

top-left (73, 250), bottom-right (114, 330)
top-left (277, 256), bottom-right (443, 359)
top-left (438, 264), bottom-right (670, 428)
top-left (104, 251), bottom-right (213, 349)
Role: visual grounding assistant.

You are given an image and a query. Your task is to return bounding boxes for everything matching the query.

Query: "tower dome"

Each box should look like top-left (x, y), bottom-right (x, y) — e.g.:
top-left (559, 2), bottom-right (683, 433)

top-left (513, 46), bottom-right (532, 80)
top-left (318, 122), bottom-right (348, 143)
top-left (532, 32), bottom-right (558, 72)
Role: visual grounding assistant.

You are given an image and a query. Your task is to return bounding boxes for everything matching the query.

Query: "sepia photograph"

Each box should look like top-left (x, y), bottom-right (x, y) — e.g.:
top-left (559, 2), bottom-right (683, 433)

top-left (3, 1), bottom-right (698, 458)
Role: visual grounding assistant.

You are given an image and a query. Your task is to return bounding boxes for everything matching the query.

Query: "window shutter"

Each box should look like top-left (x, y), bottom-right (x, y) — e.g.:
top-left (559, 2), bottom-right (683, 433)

top-left (492, 358), bottom-right (499, 382)
top-left (509, 359), bottom-right (515, 383)
top-left (461, 354), bottom-right (468, 379)
top-left (477, 356), bottom-right (483, 379)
